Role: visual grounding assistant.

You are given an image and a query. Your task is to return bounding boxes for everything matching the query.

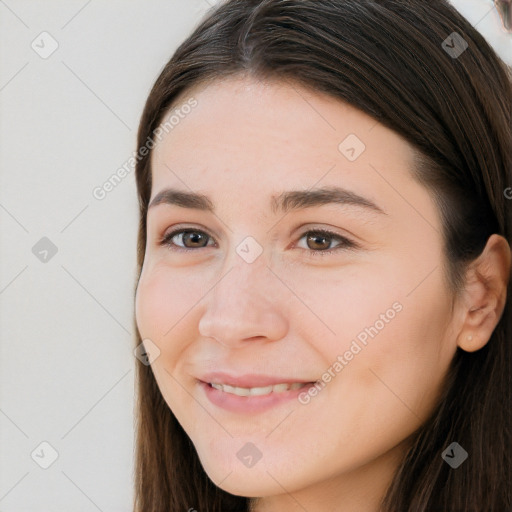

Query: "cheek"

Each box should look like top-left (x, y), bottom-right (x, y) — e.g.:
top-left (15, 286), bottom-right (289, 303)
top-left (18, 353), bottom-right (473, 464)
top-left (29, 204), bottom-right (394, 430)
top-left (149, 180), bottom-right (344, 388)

top-left (327, 279), bottom-right (455, 433)
top-left (135, 263), bottom-right (205, 341)
top-left (283, 263), bottom-right (403, 354)
top-left (298, 261), bottom-right (455, 436)
top-left (134, 265), bottom-right (202, 417)
top-left (135, 272), bottom-right (165, 342)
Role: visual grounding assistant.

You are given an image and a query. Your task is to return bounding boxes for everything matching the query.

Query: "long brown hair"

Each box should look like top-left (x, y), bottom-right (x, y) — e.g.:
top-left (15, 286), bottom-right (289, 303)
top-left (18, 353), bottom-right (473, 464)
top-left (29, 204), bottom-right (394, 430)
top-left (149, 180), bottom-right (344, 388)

top-left (132, 1), bottom-right (512, 510)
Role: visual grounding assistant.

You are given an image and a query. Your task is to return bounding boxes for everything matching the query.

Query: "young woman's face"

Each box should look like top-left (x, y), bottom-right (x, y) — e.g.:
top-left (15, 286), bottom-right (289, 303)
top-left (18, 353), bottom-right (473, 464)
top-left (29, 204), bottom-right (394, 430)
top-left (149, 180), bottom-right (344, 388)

top-left (135, 76), bottom-right (460, 505)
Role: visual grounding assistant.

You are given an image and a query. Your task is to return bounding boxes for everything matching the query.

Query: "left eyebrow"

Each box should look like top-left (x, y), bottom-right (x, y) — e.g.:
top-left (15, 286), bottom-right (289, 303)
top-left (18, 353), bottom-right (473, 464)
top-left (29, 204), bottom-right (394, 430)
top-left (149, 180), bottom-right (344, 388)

top-left (270, 186), bottom-right (386, 216)
top-left (147, 186), bottom-right (386, 216)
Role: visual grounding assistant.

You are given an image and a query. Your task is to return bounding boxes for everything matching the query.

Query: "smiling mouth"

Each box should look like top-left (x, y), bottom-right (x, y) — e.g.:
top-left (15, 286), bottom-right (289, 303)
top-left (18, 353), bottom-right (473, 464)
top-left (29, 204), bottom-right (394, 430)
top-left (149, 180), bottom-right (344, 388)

top-left (207, 381), bottom-right (314, 397)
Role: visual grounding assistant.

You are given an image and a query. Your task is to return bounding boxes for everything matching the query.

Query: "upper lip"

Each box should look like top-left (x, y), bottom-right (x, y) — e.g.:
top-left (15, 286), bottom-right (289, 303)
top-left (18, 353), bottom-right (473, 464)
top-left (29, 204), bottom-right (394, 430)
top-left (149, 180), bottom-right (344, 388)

top-left (198, 371), bottom-right (316, 388)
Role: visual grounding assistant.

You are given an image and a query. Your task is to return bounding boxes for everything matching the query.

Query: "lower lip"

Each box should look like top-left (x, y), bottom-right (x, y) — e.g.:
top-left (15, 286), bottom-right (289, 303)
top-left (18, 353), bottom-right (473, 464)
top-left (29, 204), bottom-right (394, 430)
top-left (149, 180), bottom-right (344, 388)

top-left (199, 380), bottom-right (317, 413)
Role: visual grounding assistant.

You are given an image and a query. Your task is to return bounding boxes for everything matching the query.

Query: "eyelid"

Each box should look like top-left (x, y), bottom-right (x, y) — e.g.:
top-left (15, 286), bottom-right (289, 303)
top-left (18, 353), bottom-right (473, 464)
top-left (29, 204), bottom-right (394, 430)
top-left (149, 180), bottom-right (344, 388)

top-left (160, 222), bottom-right (217, 240)
top-left (294, 228), bottom-right (359, 249)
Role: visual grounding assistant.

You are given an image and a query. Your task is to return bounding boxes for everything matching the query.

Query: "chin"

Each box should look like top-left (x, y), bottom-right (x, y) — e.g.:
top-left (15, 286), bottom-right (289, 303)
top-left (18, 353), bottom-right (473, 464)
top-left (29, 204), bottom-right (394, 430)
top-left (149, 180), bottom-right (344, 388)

top-left (208, 471), bottom-right (281, 498)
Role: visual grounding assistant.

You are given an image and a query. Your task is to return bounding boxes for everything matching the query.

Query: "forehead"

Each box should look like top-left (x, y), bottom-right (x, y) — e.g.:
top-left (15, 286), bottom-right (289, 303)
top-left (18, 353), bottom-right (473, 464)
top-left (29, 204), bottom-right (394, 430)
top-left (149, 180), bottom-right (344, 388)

top-left (151, 76), bottom-right (392, 173)
top-left (148, 76), bottom-right (426, 222)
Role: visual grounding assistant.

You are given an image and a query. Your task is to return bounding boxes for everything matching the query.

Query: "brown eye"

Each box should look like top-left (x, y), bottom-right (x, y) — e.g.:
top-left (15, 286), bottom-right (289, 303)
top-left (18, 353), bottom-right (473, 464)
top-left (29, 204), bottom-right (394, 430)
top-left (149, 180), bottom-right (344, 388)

top-left (297, 229), bottom-right (358, 257)
top-left (161, 229), bottom-right (214, 251)
top-left (306, 232), bottom-right (332, 251)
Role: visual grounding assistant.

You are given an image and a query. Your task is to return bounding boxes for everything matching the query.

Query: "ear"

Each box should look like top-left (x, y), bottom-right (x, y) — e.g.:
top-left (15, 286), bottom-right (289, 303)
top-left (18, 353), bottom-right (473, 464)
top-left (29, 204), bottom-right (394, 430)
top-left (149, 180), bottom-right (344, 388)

top-left (457, 234), bottom-right (511, 352)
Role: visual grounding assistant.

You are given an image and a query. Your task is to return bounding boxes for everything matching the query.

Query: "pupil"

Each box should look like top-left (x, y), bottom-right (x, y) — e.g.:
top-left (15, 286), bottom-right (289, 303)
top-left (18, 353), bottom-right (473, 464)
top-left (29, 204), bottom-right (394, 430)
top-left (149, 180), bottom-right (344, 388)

top-left (186, 232), bottom-right (204, 246)
top-left (309, 234), bottom-right (329, 250)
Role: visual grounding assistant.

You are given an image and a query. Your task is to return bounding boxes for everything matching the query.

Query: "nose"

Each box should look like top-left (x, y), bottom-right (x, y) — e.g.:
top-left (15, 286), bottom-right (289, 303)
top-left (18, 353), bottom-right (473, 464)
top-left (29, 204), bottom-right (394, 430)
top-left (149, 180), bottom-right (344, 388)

top-left (197, 256), bottom-right (289, 348)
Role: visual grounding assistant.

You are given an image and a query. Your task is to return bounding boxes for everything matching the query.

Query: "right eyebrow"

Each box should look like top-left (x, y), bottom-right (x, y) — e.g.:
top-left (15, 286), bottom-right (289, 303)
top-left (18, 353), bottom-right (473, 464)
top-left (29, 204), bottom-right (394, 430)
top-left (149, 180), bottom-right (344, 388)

top-left (148, 189), bottom-right (214, 211)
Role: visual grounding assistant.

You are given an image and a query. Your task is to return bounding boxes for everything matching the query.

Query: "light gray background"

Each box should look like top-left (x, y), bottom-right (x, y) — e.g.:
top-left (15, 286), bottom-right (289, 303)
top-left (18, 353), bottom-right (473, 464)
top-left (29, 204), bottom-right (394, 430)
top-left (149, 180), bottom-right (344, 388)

top-left (0, 1), bottom-right (509, 510)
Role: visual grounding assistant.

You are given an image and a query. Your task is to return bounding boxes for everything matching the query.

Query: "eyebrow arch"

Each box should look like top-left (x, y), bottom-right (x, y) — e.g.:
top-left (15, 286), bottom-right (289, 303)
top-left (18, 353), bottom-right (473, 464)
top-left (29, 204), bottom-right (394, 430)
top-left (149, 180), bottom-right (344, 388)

top-left (271, 186), bottom-right (385, 215)
top-left (148, 186), bottom-right (386, 215)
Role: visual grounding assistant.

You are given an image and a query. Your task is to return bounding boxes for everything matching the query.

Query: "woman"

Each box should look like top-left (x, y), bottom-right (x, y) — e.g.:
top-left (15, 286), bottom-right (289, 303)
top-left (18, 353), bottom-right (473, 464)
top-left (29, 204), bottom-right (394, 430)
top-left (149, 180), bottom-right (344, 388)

top-left (132, 1), bottom-right (512, 510)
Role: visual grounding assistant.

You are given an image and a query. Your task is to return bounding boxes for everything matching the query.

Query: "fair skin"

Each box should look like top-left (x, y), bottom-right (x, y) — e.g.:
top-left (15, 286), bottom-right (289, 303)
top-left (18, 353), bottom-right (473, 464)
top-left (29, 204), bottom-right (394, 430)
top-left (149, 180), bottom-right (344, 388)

top-left (135, 75), bottom-right (510, 512)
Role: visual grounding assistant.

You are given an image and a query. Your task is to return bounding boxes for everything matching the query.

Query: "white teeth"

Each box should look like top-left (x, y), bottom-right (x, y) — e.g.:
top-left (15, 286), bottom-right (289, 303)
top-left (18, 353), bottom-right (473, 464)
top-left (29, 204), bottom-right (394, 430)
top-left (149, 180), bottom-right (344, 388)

top-left (272, 383), bottom-right (289, 393)
top-left (248, 385), bottom-right (273, 396)
top-left (209, 381), bottom-right (308, 397)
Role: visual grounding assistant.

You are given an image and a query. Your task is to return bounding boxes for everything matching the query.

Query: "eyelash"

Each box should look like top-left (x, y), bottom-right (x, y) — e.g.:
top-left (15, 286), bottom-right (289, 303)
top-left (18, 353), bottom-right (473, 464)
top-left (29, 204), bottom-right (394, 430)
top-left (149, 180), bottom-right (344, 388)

top-left (158, 227), bottom-right (359, 257)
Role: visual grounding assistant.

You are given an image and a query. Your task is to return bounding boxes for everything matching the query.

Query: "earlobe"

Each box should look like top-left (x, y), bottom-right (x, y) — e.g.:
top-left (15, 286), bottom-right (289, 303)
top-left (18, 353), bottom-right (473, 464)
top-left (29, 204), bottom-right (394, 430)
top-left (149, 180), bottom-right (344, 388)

top-left (457, 305), bottom-right (498, 352)
top-left (456, 234), bottom-right (511, 353)
top-left (459, 333), bottom-right (479, 352)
